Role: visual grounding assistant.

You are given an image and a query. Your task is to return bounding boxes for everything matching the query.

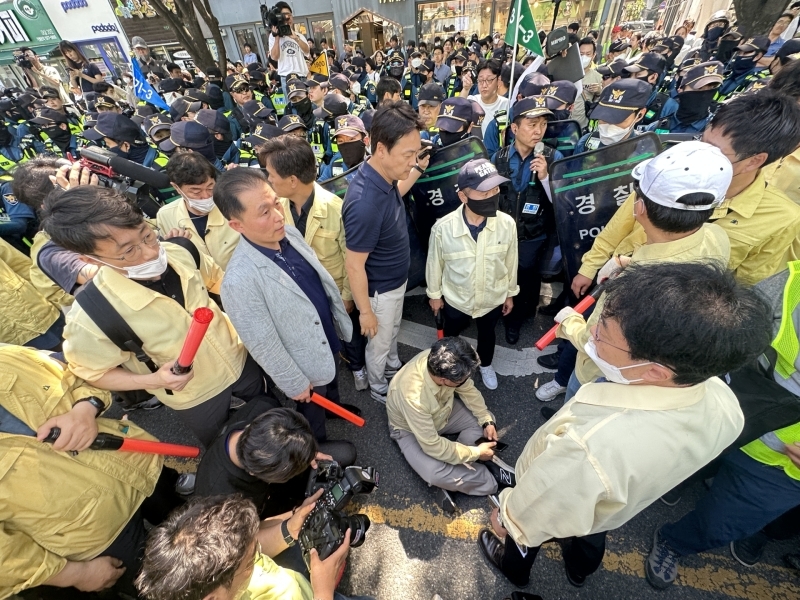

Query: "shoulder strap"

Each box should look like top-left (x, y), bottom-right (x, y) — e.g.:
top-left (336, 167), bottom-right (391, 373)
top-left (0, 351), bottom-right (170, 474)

top-left (163, 238), bottom-right (201, 268)
top-left (495, 146), bottom-right (511, 177)
top-left (74, 281), bottom-right (159, 373)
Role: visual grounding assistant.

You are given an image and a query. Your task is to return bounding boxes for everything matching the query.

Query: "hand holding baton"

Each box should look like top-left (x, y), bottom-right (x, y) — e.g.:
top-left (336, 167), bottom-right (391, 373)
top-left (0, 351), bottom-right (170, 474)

top-left (310, 393), bottom-right (365, 427)
top-left (43, 427), bottom-right (200, 458)
top-left (434, 311), bottom-right (444, 339)
top-left (534, 285), bottom-right (605, 351)
top-left (172, 308), bottom-right (215, 375)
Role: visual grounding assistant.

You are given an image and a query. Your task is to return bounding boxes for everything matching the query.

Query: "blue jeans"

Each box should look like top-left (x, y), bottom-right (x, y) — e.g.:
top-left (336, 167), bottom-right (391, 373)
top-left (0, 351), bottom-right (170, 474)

top-left (564, 370), bottom-right (582, 402)
top-left (661, 450), bottom-right (800, 556)
top-left (554, 341), bottom-right (578, 387)
top-left (26, 312), bottom-right (65, 351)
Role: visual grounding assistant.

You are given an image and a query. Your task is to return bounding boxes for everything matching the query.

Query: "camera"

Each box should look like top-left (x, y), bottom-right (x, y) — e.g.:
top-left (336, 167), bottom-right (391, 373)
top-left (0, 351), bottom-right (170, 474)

top-left (14, 52), bottom-right (32, 70)
top-left (262, 4), bottom-right (292, 37)
top-left (299, 461), bottom-right (379, 566)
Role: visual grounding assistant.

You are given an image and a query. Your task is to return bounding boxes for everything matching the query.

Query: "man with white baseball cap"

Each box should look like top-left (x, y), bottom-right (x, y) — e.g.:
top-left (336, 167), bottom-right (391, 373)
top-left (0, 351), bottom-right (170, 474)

top-left (537, 141), bottom-right (733, 407)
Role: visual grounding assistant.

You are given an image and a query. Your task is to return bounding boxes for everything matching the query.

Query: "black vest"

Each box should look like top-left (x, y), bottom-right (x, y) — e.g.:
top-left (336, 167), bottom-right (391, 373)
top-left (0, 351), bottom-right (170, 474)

top-left (495, 145), bottom-right (555, 241)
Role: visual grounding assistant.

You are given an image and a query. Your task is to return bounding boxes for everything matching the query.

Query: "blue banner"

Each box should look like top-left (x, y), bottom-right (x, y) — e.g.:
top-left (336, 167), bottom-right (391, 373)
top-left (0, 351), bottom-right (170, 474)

top-left (130, 57), bottom-right (169, 111)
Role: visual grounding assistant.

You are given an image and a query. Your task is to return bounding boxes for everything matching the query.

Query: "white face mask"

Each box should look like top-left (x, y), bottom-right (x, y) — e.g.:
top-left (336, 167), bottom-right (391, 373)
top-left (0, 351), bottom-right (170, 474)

top-left (94, 243), bottom-right (169, 280)
top-left (351, 81), bottom-right (361, 96)
top-left (580, 55), bottom-right (592, 68)
top-left (598, 121), bottom-right (634, 145)
top-left (411, 58), bottom-right (422, 69)
top-left (177, 185), bottom-right (216, 215)
top-left (584, 337), bottom-right (654, 385)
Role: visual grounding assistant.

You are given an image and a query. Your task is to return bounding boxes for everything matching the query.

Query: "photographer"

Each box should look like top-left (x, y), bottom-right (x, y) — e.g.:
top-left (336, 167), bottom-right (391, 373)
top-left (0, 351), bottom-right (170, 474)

top-left (136, 495), bottom-right (374, 600)
top-left (16, 46), bottom-right (62, 91)
top-left (268, 2), bottom-right (310, 98)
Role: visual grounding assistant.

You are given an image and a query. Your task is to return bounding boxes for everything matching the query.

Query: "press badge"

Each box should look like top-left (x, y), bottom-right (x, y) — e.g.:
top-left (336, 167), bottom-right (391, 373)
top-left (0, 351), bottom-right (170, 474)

top-left (522, 202), bottom-right (540, 214)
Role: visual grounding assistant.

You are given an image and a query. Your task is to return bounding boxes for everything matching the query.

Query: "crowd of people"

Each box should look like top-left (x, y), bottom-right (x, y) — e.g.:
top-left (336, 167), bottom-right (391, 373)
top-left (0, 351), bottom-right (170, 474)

top-left (1, 1), bottom-right (800, 599)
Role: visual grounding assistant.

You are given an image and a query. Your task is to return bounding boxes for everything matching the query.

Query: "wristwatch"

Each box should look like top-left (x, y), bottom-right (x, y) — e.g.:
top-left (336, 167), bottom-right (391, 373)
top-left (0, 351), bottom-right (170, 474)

top-left (75, 396), bottom-right (106, 417)
top-left (281, 519), bottom-right (296, 547)
top-left (482, 420), bottom-right (496, 429)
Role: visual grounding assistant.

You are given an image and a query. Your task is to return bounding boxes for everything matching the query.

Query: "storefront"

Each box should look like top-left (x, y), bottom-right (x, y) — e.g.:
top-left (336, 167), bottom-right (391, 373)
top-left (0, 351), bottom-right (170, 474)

top-left (0, 0), bottom-right (60, 89)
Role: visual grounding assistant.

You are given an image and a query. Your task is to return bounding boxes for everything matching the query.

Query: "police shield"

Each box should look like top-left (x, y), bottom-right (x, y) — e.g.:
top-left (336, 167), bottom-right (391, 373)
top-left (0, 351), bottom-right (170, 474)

top-left (319, 165), bottom-right (359, 199)
top-left (409, 136), bottom-right (488, 246)
top-left (543, 119), bottom-right (582, 157)
top-left (550, 133), bottom-right (662, 283)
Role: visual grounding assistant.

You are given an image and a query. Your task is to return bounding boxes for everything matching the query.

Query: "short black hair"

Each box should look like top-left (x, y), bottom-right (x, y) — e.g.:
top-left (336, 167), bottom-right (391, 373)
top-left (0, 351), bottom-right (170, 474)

top-left (709, 90), bottom-right (800, 166)
top-left (390, 35), bottom-right (398, 43)
top-left (477, 59), bottom-right (502, 77)
top-left (166, 62), bottom-right (180, 72)
top-left (274, 1), bottom-right (291, 13)
top-left (238, 408), bottom-right (318, 484)
top-left (257, 134), bottom-right (317, 185)
top-left (427, 337), bottom-right (480, 383)
top-left (601, 261), bottom-right (772, 386)
top-left (376, 75), bottom-right (401, 102)
top-left (213, 167), bottom-right (268, 220)
top-left (636, 183), bottom-right (716, 233)
top-left (165, 152), bottom-right (218, 187)
top-left (18, 46), bottom-right (33, 55)
top-left (568, 22), bottom-right (580, 32)
top-left (579, 36), bottom-right (596, 51)
top-left (320, 37), bottom-right (327, 44)
top-left (41, 186), bottom-right (144, 254)
top-left (769, 59), bottom-right (800, 100)
top-left (456, 36), bottom-right (466, 45)
top-left (92, 81), bottom-right (111, 94)
top-left (370, 101), bottom-right (424, 153)
top-left (12, 156), bottom-right (61, 212)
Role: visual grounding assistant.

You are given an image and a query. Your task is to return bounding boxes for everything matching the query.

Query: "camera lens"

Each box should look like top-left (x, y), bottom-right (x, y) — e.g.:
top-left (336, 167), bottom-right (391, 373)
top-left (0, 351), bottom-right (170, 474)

top-left (344, 514), bottom-right (371, 547)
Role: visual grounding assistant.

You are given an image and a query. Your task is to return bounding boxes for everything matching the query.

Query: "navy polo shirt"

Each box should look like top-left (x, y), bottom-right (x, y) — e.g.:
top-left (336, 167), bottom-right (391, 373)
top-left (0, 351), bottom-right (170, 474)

top-left (246, 236), bottom-right (341, 355)
top-left (342, 160), bottom-right (410, 295)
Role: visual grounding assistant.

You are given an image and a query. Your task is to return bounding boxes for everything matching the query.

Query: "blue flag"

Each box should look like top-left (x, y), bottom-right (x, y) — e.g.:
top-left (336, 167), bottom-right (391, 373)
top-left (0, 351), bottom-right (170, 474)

top-left (130, 57), bottom-right (169, 111)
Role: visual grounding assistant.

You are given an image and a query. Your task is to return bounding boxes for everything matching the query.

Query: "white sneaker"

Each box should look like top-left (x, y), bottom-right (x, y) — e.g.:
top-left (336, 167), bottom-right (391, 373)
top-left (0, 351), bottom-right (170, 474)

top-left (352, 367), bottom-right (369, 391)
top-left (535, 379), bottom-right (566, 402)
top-left (479, 365), bottom-right (498, 390)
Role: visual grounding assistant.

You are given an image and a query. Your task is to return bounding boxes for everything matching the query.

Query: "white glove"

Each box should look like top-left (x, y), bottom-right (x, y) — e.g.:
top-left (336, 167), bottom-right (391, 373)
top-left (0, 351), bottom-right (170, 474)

top-left (554, 306), bottom-right (579, 324)
top-left (597, 255), bottom-right (631, 284)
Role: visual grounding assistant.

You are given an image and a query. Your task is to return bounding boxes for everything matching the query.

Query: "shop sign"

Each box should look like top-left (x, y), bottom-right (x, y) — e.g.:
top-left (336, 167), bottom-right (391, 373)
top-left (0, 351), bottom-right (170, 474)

top-left (90, 22), bottom-right (120, 33)
top-left (0, 0), bottom-right (59, 48)
top-left (378, 0), bottom-right (405, 3)
top-left (60, 0), bottom-right (88, 12)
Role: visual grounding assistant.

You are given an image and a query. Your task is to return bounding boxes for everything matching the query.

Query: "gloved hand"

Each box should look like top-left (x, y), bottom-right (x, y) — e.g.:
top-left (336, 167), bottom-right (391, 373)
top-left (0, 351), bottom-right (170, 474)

top-left (598, 255), bottom-right (631, 284)
top-left (554, 306), bottom-right (579, 324)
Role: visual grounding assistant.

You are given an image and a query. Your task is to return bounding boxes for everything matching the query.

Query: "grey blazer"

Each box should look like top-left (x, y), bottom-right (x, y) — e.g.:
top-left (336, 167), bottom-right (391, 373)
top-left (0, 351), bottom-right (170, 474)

top-left (221, 226), bottom-right (353, 398)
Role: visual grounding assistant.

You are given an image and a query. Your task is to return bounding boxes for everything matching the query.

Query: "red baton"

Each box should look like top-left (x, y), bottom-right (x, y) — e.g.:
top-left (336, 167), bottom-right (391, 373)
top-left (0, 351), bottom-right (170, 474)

top-left (44, 428), bottom-right (200, 458)
top-left (434, 311), bottom-right (444, 339)
top-left (172, 308), bottom-right (215, 375)
top-left (311, 393), bottom-right (365, 427)
top-left (534, 286), bottom-right (605, 351)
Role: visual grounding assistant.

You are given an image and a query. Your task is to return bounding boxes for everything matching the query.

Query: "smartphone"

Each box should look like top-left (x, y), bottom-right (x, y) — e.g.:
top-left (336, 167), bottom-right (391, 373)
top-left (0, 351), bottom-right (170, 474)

top-left (474, 437), bottom-right (508, 452)
top-left (418, 139), bottom-right (434, 161)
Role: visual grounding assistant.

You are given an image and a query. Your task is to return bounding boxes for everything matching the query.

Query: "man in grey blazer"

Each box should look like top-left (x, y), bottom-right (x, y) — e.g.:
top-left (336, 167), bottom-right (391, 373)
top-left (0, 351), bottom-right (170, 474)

top-left (214, 168), bottom-right (353, 441)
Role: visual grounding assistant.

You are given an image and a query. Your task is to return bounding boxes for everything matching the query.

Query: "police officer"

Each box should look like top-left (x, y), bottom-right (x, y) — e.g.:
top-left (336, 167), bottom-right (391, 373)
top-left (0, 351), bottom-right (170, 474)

top-left (542, 80), bottom-right (578, 121)
top-left (443, 52), bottom-right (467, 98)
top-left (484, 75), bottom-right (548, 157)
top-left (435, 97), bottom-right (475, 148)
top-left (319, 114), bottom-right (369, 181)
top-left (225, 77), bottom-right (260, 138)
top-left (169, 97), bottom-right (202, 123)
top-left (596, 59), bottom-right (626, 90)
top-left (649, 61), bottom-right (723, 133)
top-left (40, 86), bottom-right (83, 134)
top-left (30, 108), bottom-right (79, 157)
top-left (716, 36), bottom-right (770, 101)
top-left (144, 113), bottom-right (174, 156)
top-left (277, 113), bottom-right (309, 140)
top-left (83, 112), bottom-right (161, 167)
top-left (385, 49), bottom-right (406, 83)
top-left (194, 108), bottom-right (243, 166)
top-left (241, 99), bottom-right (278, 130)
top-left (576, 79), bottom-right (651, 153)
top-left (307, 74), bottom-right (328, 109)
top-left (418, 83), bottom-right (444, 143)
top-left (492, 96), bottom-right (563, 344)
top-left (311, 94), bottom-right (348, 165)
top-left (698, 10), bottom-right (731, 60)
top-left (285, 79), bottom-right (316, 128)
top-left (622, 52), bottom-right (667, 123)
top-left (160, 121), bottom-right (225, 171)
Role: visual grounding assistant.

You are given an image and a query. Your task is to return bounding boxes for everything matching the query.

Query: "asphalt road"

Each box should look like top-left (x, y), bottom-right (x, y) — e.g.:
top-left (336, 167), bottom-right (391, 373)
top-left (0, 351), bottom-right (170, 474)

top-left (117, 290), bottom-right (800, 600)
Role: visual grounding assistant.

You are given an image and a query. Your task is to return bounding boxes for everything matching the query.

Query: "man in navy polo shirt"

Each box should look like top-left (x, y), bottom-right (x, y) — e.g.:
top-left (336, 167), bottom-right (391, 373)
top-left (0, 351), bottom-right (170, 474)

top-left (343, 102), bottom-right (427, 404)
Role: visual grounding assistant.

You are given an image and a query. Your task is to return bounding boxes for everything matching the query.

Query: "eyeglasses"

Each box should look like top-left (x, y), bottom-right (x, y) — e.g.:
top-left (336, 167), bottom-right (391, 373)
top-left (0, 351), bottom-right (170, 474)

top-left (91, 229), bottom-right (160, 262)
top-left (592, 318), bottom-right (631, 354)
top-left (477, 76), bottom-right (497, 86)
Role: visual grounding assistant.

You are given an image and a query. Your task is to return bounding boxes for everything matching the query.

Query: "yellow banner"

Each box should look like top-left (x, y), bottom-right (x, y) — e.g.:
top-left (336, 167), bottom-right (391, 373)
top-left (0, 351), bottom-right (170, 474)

top-left (309, 53), bottom-right (329, 78)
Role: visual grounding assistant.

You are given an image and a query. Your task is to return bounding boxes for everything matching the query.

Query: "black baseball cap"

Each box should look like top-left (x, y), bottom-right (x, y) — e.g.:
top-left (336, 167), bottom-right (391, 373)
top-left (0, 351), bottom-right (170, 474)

top-left (313, 94), bottom-right (348, 120)
top-left (518, 72), bottom-right (551, 98)
top-left (542, 80), bottom-right (578, 108)
top-left (144, 113), bottom-right (173, 137)
top-left (230, 77), bottom-right (250, 93)
top-left (183, 88), bottom-right (212, 105)
top-left (163, 120), bottom-right (213, 152)
top-left (39, 86), bottom-right (60, 99)
top-left (286, 78), bottom-right (309, 99)
top-left (458, 158), bottom-right (509, 192)
top-left (681, 61), bottom-right (724, 90)
top-left (436, 97), bottom-right (473, 132)
top-left (418, 82), bottom-right (445, 105)
top-left (83, 113), bottom-right (143, 142)
top-left (169, 97), bottom-right (202, 122)
top-left (451, 51), bottom-right (468, 62)
top-left (608, 39), bottom-right (630, 53)
top-left (419, 59), bottom-right (435, 73)
top-left (30, 108), bottom-right (69, 126)
top-left (736, 36), bottom-right (770, 55)
top-left (469, 99), bottom-right (485, 128)
top-left (278, 113), bottom-right (308, 132)
top-left (333, 114), bottom-right (366, 137)
top-left (95, 95), bottom-right (121, 110)
top-left (194, 108), bottom-right (231, 135)
top-left (360, 109), bottom-right (376, 133)
top-left (206, 67), bottom-right (223, 81)
top-left (329, 73), bottom-right (350, 92)
top-left (775, 39), bottom-right (800, 62)
top-left (387, 49), bottom-right (405, 64)
top-left (244, 122), bottom-right (283, 146)
top-left (510, 96), bottom-right (554, 121)
top-left (623, 52), bottom-right (667, 76)
top-left (159, 77), bottom-right (184, 93)
top-left (597, 60), bottom-right (627, 78)
top-left (591, 79), bottom-right (652, 124)
top-left (307, 73), bottom-right (327, 87)
top-left (351, 56), bottom-right (366, 69)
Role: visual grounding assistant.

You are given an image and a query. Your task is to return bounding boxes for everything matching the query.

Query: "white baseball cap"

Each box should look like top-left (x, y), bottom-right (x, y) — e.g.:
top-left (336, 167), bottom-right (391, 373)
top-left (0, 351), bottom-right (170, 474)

top-left (631, 141), bottom-right (732, 210)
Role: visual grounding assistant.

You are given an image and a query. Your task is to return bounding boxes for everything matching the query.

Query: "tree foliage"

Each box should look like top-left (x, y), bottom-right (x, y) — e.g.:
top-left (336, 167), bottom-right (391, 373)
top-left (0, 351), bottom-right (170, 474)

top-left (148, 0), bottom-right (228, 72)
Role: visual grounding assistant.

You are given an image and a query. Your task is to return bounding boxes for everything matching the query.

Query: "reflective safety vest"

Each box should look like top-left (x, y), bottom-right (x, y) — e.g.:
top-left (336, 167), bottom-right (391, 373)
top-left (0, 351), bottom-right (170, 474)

top-left (445, 74), bottom-right (459, 98)
top-left (0, 152), bottom-right (16, 181)
top-left (308, 121), bottom-right (327, 164)
top-left (271, 91), bottom-right (287, 116)
top-left (494, 109), bottom-right (509, 135)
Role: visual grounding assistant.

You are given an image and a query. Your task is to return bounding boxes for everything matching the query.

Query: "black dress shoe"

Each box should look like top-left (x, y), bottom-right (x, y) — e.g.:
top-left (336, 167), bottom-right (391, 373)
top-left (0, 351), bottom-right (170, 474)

top-left (435, 487), bottom-right (457, 515)
top-left (540, 406), bottom-right (558, 420)
top-left (539, 302), bottom-right (563, 316)
top-left (326, 403), bottom-right (362, 420)
top-left (536, 351), bottom-right (561, 369)
top-left (478, 529), bottom-right (529, 587)
top-left (505, 327), bottom-right (520, 345)
top-left (565, 562), bottom-right (587, 587)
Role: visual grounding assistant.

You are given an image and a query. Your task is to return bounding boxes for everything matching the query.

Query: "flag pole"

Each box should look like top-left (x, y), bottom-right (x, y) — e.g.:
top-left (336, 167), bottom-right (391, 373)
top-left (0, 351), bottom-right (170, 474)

top-left (507, 0), bottom-right (523, 116)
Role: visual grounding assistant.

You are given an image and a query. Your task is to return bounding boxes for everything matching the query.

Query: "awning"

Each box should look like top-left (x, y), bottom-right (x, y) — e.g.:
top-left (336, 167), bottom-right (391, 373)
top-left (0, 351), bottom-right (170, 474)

top-left (0, 43), bottom-right (59, 66)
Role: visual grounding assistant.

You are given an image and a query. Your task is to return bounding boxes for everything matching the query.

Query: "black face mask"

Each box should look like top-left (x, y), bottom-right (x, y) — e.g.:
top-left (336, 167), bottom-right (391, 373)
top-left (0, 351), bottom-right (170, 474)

top-left (705, 25), bottom-right (725, 43)
top-left (675, 88), bottom-right (717, 124)
top-left (455, 65), bottom-right (463, 77)
top-left (292, 97), bottom-right (313, 117)
top-left (0, 124), bottom-right (14, 147)
top-left (338, 139), bottom-right (366, 168)
top-left (731, 55), bottom-right (755, 77)
top-left (439, 129), bottom-right (467, 147)
top-left (127, 143), bottom-right (151, 165)
top-left (107, 144), bottom-right (130, 160)
top-left (389, 66), bottom-right (404, 79)
top-left (551, 109), bottom-right (571, 121)
top-left (195, 142), bottom-right (219, 164)
top-left (213, 136), bottom-right (233, 159)
top-left (466, 193), bottom-right (499, 217)
top-left (45, 126), bottom-right (72, 150)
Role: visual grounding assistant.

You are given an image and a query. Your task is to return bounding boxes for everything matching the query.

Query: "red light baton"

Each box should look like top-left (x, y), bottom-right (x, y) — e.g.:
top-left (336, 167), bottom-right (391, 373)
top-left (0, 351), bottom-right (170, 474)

top-left (534, 286), bottom-right (605, 351)
top-left (172, 308), bottom-right (215, 375)
top-left (434, 311), bottom-right (444, 339)
top-left (311, 393), bottom-right (365, 427)
top-left (43, 428), bottom-right (200, 458)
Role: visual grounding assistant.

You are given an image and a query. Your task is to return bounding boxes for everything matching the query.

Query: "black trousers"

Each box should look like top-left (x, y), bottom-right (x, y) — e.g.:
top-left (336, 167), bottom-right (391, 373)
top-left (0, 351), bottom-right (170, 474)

top-left (296, 355), bottom-right (341, 443)
top-left (500, 530), bottom-right (607, 587)
top-left (503, 236), bottom-right (548, 331)
top-left (443, 301), bottom-right (503, 367)
top-left (179, 353), bottom-right (279, 448)
top-left (341, 306), bottom-right (367, 372)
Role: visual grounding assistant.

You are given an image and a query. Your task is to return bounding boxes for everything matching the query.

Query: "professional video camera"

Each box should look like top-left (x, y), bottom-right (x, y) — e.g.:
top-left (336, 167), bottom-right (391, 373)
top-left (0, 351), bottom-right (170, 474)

top-left (261, 4), bottom-right (293, 37)
top-left (13, 51), bottom-right (32, 70)
top-left (73, 146), bottom-right (171, 217)
top-left (299, 461), bottom-right (378, 566)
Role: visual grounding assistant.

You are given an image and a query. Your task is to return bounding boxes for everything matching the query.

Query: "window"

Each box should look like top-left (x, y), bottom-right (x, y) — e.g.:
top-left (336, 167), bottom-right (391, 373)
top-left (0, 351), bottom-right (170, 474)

top-left (416, 1), bottom-right (494, 47)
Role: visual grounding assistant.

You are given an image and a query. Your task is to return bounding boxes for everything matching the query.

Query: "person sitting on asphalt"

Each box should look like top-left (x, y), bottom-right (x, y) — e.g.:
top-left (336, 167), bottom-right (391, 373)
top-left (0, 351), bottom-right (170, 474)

top-left (426, 159), bottom-right (518, 391)
top-left (479, 261), bottom-right (771, 590)
top-left (387, 337), bottom-right (514, 514)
